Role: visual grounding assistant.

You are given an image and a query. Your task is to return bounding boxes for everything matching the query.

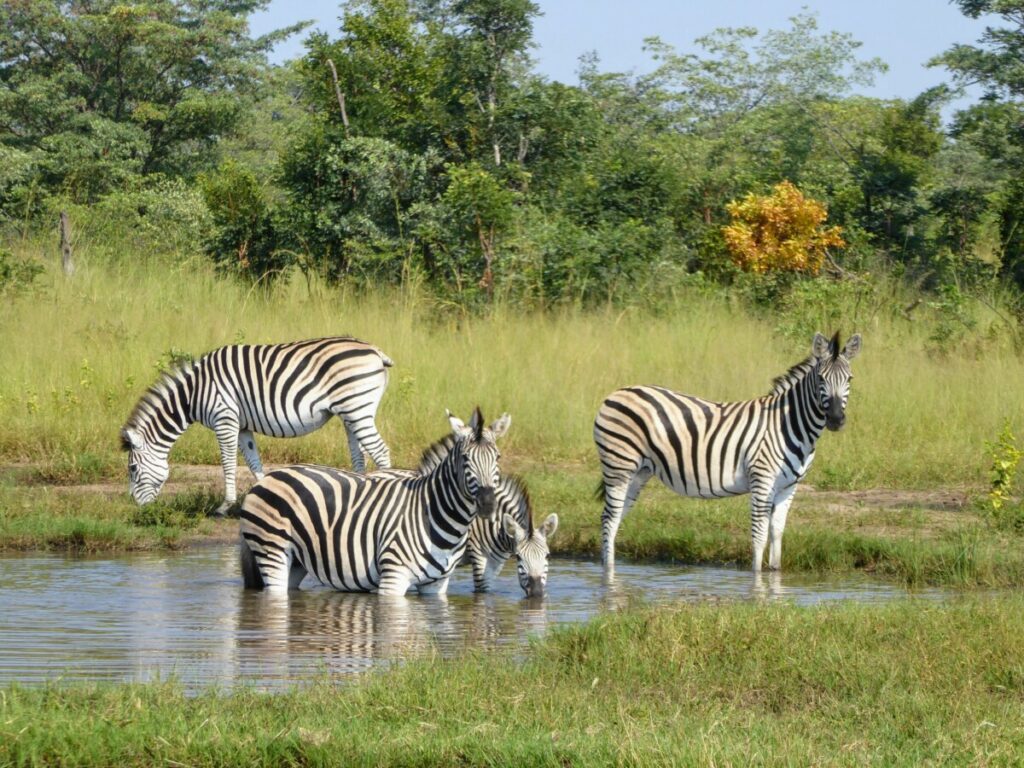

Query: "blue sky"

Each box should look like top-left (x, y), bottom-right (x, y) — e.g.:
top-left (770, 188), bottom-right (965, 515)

top-left (250, 1), bottom-right (992, 105)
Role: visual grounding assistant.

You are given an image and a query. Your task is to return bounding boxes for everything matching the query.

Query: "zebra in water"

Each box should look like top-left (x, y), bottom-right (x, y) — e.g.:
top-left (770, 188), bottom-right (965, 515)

top-left (238, 407), bottom-right (511, 596)
top-left (594, 331), bottom-right (861, 574)
top-left (120, 337), bottom-right (393, 516)
top-left (414, 435), bottom-right (558, 597)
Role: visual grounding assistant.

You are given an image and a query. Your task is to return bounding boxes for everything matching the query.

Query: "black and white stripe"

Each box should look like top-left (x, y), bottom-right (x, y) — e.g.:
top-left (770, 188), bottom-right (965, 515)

top-left (120, 337), bottom-right (393, 514)
top-left (410, 435), bottom-right (558, 596)
top-left (238, 408), bottom-right (511, 596)
top-left (594, 332), bottom-right (861, 574)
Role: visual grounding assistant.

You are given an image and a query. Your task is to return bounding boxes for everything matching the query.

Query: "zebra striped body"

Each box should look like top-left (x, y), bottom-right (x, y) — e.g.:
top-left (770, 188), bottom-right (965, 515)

top-left (238, 409), bottom-right (510, 596)
top-left (594, 332), bottom-right (860, 574)
top-left (412, 435), bottom-right (558, 596)
top-left (121, 337), bottom-right (393, 514)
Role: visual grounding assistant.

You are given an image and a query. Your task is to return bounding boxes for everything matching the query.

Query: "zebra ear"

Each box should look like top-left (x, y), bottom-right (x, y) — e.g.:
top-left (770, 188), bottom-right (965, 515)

top-left (843, 334), bottom-right (862, 360)
top-left (811, 332), bottom-right (830, 361)
top-left (502, 513), bottom-right (526, 543)
top-left (447, 409), bottom-right (468, 436)
top-left (489, 413), bottom-right (511, 439)
top-left (539, 513), bottom-right (558, 539)
top-left (120, 427), bottom-right (143, 451)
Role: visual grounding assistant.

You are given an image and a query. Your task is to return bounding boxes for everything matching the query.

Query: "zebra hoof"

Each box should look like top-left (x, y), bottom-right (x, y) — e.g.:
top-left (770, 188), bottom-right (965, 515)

top-left (210, 501), bottom-right (238, 518)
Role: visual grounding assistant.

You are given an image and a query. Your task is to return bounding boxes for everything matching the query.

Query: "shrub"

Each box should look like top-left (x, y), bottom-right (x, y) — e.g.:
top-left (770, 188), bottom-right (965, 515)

top-left (723, 181), bottom-right (845, 275)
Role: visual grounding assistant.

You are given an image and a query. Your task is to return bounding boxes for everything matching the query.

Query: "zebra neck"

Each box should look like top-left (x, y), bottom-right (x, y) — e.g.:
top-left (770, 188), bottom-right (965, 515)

top-left (135, 368), bottom-right (197, 453)
top-left (420, 456), bottom-right (478, 544)
top-left (781, 368), bottom-right (828, 452)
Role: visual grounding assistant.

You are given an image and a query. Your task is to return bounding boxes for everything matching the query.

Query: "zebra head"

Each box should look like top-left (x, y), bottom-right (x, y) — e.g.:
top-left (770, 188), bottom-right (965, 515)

top-left (447, 407), bottom-right (511, 518)
top-left (503, 512), bottom-right (558, 598)
top-left (120, 426), bottom-right (169, 505)
top-left (812, 332), bottom-right (861, 432)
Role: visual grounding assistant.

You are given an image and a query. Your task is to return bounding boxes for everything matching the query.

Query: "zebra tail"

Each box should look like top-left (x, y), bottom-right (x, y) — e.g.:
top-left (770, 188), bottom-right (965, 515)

top-left (379, 351), bottom-right (395, 368)
top-left (593, 479), bottom-right (606, 501)
top-left (239, 537), bottom-right (265, 590)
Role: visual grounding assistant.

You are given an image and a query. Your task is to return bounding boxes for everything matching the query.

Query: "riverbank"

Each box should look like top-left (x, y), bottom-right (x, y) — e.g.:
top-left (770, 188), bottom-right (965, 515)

top-left (3, 462), bottom-right (1021, 588)
top-left (3, 595), bottom-right (1022, 766)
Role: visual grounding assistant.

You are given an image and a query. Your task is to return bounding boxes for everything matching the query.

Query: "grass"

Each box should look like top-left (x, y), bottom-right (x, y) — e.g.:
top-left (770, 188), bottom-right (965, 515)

top-left (2, 595), bottom-right (1024, 766)
top-left (0, 483), bottom-right (221, 552)
top-left (1, 236), bottom-right (1023, 492)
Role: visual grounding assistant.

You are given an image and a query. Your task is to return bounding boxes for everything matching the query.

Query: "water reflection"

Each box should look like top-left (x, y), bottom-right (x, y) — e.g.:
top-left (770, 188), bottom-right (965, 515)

top-left (0, 547), bottom-right (942, 691)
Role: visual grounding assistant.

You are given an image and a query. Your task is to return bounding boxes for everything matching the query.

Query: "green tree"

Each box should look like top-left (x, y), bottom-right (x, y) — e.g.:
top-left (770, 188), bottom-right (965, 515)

top-left (933, 0), bottom-right (1024, 287)
top-left (0, 0), bottom-right (304, 205)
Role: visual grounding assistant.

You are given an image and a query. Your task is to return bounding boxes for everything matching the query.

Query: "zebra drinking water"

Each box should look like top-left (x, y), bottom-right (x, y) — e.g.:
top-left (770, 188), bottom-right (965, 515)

top-left (594, 331), bottom-right (861, 575)
top-left (238, 407), bottom-right (511, 596)
top-left (120, 336), bottom-right (393, 516)
top-left (413, 434), bottom-right (558, 597)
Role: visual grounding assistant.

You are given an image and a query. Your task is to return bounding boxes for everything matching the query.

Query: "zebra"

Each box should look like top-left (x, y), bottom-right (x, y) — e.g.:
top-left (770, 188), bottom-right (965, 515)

top-left (238, 407), bottom-right (511, 596)
top-left (594, 331), bottom-right (861, 574)
top-left (411, 434), bottom-right (558, 597)
top-left (120, 336), bottom-right (393, 516)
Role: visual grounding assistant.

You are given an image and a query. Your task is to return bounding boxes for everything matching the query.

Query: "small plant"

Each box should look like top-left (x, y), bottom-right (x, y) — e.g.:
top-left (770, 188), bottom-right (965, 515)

top-left (983, 420), bottom-right (1024, 531)
top-left (129, 490), bottom-right (218, 529)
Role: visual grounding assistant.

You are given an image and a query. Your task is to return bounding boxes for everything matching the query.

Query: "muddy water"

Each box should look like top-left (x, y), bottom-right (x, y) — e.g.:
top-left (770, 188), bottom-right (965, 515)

top-left (0, 547), bottom-right (943, 691)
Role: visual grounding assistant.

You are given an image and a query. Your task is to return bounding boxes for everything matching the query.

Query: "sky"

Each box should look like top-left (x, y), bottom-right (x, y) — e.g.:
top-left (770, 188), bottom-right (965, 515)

top-left (249, 0), bottom-right (994, 108)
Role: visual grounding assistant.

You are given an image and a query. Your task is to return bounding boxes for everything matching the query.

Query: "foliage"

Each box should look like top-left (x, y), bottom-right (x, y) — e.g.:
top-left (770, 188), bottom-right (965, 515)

top-left (983, 419), bottom-right (1024, 530)
top-left (0, 0), bottom-right (305, 204)
top-left (723, 181), bottom-right (845, 274)
top-left (201, 162), bottom-right (287, 280)
top-left (0, 247), bottom-right (44, 296)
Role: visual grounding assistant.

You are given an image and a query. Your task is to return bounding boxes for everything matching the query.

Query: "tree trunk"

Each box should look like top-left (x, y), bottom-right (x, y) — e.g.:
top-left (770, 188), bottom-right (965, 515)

top-left (59, 211), bottom-right (74, 277)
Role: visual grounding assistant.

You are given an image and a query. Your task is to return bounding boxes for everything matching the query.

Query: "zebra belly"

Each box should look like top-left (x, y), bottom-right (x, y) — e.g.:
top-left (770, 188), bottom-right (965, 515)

top-left (238, 408), bottom-right (332, 439)
top-left (657, 463), bottom-right (750, 499)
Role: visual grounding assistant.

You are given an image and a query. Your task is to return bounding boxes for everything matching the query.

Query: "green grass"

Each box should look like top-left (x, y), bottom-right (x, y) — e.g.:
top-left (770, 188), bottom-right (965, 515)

top-left (1, 237), bottom-right (1023, 491)
top-left (0, 484), bottom-right (220, 552)
top-left (3, 596), bottom-right (1024, 766)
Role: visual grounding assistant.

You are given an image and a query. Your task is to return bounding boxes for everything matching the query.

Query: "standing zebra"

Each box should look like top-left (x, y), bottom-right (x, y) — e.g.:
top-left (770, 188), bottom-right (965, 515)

top-left (594, 331), bottom-right (861, 574)
top-left (238, 407), bottom-right (511, 596)
top-left (412, 434), bottom-right (559, 597)
top-left (121, 337), bottom-right (393, 515)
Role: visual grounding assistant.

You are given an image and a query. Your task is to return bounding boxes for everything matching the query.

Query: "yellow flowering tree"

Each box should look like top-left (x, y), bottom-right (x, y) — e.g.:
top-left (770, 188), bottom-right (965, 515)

top-left (722, 181), bottom-right (845, 275)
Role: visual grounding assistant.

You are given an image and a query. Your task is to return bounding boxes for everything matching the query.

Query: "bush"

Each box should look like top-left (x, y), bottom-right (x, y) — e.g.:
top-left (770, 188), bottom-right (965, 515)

top-left (201, 161), bottom-right (289, 280)
top-left (0, 247), bottom-right (44, 296)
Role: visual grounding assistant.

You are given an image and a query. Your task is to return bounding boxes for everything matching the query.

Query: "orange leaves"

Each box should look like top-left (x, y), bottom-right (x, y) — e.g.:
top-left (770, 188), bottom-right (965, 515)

top-left (722, 181), bottom-right (844, 275)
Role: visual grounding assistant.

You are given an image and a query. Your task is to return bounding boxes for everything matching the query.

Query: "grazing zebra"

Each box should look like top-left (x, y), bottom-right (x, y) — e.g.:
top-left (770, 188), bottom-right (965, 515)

top-left (413, 434), bottom-right (558, 597)
top-left (238, 407), bottom-right (511, 596)
top-left (120, 337), bottom-right (393, 516)
top-left (594, 331), bottom-right (861, 574)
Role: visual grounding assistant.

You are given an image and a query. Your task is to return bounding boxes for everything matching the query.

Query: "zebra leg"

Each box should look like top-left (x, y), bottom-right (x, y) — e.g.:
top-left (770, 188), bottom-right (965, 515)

top-left (768, 484), bottom-right (798, 571)
top-left (601, 466), bottom-right (651, 575)
top-left (238, 429), bottom-right (265, 481)
top-left (213, 414), bottom-right (241, 516)
top-left (376, 567), bottom-right (413, 597)
top-left (344, 415), bottom-right (391, 471)
top-left (246, 540), bottom-right (293, 593)
top-left (749, 492), bottom-right (773, 573)
top-left (344, 424), bottom-right (367, 474)
top-left (239, 537), bottom-right (265, 590)
top-left (418, 576), bottom-right (450, 596)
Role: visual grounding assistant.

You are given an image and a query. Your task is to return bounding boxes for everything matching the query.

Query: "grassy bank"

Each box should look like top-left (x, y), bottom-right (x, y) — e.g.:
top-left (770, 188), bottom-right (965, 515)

top-left (3, 596), bottom-right (1023, 766)
top-left (1, 241), bottom-right (1023, 492)
top-left (4, 464), bottom-right (1024, 588)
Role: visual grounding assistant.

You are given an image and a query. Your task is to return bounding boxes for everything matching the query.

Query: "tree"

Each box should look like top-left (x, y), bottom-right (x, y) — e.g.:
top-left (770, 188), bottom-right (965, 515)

top-left (933, 1), bottom-right (1024, 286)
top-left (0, 0), bottom-right (305, 203)
top-left (723, 181), bottom-right (845, 275)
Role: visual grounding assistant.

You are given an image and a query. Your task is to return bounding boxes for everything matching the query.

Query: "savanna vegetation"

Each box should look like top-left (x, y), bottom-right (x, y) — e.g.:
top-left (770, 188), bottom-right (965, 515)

top-left (4, 3), bottom-right (1024, 763)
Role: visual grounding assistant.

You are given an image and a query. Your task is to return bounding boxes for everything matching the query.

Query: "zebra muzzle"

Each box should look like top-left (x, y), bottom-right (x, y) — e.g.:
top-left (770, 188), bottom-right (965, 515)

top-left (476, 487), bottom-right (497, 518)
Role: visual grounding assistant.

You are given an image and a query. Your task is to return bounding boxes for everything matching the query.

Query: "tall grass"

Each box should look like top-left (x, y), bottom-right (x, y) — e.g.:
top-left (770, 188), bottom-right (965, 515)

top-left (1, 235), bottom-right (1022, 489)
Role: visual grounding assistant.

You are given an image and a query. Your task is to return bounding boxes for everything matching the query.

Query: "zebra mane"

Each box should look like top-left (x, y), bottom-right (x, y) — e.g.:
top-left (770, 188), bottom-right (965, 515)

top-left (416, 433), bottom-right (458, 474)
top-left (502, 473), bottom-right (534, 534)
top-left (121, 359), bottom-right (196, 447)
top-left (768, 357), bottom-right (816, 396)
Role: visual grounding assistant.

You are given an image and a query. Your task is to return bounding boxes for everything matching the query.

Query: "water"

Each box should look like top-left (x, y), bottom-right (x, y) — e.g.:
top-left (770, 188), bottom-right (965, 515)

top-left (0, 547), bottom-right (942, 691)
